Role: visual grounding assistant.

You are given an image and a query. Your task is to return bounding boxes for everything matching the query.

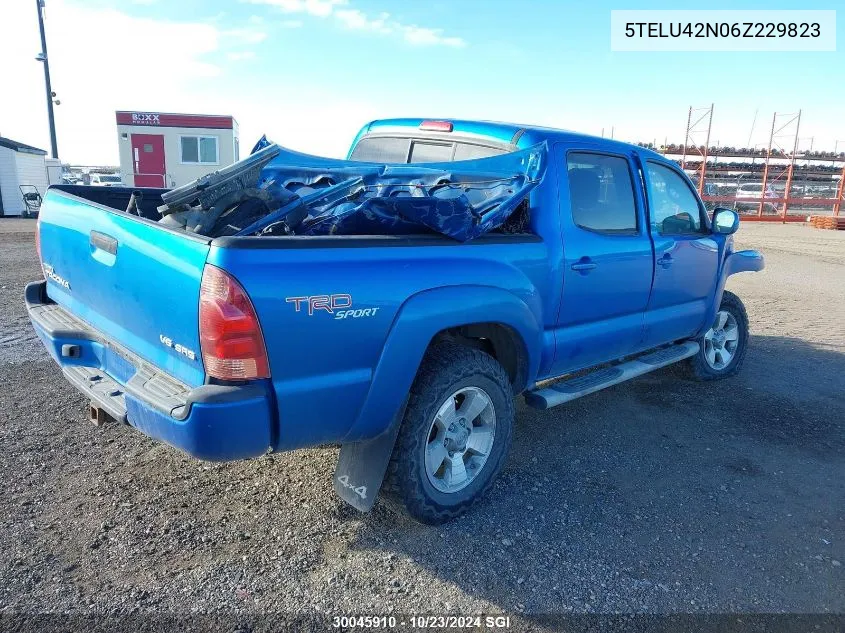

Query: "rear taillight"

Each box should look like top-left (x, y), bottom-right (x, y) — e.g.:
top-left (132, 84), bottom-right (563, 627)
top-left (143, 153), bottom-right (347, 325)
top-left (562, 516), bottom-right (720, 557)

top-left (199, 265), bottom-right (269, 380)
top-left (35, 214), bottom-right (41, 263)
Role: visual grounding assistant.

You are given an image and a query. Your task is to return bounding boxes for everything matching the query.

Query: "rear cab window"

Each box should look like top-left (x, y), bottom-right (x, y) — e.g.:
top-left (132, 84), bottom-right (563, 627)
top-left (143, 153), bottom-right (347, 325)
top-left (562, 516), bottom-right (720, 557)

top-left (409, 141), bottom-right (453, 164)
top-left (347, 137), bottom-right (409, 163)
top-left (349, 136), bottom-right (507, 164)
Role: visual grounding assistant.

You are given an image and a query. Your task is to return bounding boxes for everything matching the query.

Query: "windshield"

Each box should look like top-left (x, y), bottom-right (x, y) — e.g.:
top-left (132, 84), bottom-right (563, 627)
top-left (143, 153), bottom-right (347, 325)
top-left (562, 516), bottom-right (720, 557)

top-left (99, 175), bottom-right (123, 183)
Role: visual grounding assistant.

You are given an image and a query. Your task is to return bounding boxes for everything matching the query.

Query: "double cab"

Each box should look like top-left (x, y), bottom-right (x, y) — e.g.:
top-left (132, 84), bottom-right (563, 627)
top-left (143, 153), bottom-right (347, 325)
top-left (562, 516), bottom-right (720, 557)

top-left (27, 118), bottom-right (763, 523)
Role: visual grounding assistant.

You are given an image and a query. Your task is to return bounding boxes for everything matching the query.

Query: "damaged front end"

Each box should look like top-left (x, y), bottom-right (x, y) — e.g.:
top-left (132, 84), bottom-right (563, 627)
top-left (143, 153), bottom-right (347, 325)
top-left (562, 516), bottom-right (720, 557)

top-left (157, 138), bottom-right (547, 242)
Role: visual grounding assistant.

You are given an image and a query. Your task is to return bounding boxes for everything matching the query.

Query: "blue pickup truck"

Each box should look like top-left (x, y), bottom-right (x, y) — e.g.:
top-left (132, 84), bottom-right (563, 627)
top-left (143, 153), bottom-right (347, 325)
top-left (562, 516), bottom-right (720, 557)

top-left (27, 118), bottom-right (763, 524)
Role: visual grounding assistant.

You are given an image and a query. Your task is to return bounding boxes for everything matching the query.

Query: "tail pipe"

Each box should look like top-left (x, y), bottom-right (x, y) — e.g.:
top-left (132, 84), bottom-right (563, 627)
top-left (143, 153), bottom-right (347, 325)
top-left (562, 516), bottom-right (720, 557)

top-left (88, 403), bottom-right (115, 427)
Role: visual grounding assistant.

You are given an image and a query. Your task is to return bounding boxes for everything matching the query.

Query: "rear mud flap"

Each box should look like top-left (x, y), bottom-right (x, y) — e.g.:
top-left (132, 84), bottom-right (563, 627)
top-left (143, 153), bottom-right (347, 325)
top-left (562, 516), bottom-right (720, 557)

top-left (333, 400), bottom-right (406, 512)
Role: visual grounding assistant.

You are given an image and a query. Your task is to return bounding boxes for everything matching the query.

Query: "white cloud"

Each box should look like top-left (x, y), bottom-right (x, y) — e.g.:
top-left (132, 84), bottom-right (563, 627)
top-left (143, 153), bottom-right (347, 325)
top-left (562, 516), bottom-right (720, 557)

top-left (224, 26), bottom-right (269, 43)
top-left (334, 9), bottom-right (391, 34)
top-left (0, 0), bottom-right (392, 165)
top-left (0, 0), bottom-right (467, 166)
top-left (227, 51), bottom-right (257, 61)
top-left (0, 1), bottom-right (229, 164)
top-left (244, 0), bottom-right (347, 18)
top-left (303, 0), bottom-right (347, 17)
top-left (244, 0), bottom-right (465, 48)
top-left (401, 25), bottom-right (466, 48)
top-left (281, 19), bottom-right (304, 29)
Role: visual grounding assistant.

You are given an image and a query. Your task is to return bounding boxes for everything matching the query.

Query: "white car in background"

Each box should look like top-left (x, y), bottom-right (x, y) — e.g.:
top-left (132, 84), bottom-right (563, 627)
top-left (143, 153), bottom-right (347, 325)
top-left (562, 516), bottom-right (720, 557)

top-left (735, 182), bottom-right (779, 213)
top-left (90, 174), bottom-right (124, 187)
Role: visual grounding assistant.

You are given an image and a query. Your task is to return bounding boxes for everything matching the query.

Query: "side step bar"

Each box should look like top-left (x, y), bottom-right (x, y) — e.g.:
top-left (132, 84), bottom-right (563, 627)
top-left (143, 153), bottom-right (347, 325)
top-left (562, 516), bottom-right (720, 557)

top-left (524, 341), bottom-right (700, 410)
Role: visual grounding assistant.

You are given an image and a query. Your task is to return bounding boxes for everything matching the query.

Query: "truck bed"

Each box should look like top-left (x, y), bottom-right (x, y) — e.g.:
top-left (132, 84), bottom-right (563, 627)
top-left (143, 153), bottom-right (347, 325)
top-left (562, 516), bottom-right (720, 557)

top-left (49, 184), bottom-right (167, 221)
top-left (33, 182), bottom-right (551, 458)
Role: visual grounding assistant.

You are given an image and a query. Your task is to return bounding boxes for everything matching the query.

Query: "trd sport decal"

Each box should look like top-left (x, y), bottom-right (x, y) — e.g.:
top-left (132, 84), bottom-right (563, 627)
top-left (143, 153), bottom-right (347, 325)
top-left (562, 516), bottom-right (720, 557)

top-left (285, 294), bottom-right (380, 320)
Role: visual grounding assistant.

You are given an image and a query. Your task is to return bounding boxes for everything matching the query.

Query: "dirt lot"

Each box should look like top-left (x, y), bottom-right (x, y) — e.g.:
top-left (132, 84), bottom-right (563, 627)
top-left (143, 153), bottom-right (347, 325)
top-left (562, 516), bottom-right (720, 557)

top-left (0, 219), bottom-right (842, 628)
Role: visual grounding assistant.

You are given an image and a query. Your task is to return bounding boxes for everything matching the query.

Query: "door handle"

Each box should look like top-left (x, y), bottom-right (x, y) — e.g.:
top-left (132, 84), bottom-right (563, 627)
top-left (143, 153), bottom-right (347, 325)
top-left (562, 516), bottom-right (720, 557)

top-left (90, 231), bottom-right (118, 255)
top-left (657, 253), bottom-right (673, 268)
top-left (571, 258), bottom-right (597, 272)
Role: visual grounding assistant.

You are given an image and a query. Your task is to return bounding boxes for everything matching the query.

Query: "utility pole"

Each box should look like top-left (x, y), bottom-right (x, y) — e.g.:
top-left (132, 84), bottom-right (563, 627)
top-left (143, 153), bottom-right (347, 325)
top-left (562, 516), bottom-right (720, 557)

top-left (35, 0), bottom-right (58, 159)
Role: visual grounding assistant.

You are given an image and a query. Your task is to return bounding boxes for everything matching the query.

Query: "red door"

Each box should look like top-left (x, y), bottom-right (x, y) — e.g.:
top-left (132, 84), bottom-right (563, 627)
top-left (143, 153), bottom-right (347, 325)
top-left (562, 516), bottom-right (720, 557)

top-left (131, 134), bottom-right (166, 187)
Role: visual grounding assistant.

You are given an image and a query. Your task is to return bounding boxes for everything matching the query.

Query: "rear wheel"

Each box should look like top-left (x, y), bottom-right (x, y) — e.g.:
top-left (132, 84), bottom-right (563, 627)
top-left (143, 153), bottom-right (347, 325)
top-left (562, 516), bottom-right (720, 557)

top-left (384, 342), bottom-right (514, 524)
top-left (686, 290), bottom-right (749, 381)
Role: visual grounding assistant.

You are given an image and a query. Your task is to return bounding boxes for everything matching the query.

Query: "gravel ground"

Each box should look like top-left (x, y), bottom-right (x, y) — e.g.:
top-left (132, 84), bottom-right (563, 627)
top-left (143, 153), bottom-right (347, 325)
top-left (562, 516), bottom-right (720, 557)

top-left (0, 218), bottom-right (842, 629)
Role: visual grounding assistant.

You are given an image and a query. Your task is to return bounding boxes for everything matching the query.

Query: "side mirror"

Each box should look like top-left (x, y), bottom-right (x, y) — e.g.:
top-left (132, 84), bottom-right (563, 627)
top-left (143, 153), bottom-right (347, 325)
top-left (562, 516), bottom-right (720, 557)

top-left (712, 207), bottom-right (739, 235)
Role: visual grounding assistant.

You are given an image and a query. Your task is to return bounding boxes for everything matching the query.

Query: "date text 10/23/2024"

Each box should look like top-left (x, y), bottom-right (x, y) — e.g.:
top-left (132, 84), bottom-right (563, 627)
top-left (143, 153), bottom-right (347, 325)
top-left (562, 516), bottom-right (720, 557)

top-left (331, 615), bottom-right (512, 629)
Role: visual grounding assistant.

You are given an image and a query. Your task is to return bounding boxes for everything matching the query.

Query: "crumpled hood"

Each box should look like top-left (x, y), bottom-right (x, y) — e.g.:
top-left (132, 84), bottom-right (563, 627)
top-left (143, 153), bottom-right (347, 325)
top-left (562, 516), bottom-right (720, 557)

top-left (160, 137), bottom-right (547, 242)
top-left (249, 138), bottom-right (547, 241)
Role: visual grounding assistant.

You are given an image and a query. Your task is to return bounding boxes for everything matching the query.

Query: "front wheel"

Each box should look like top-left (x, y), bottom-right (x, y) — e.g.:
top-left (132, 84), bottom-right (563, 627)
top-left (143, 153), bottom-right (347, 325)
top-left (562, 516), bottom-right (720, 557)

top-left (686, 290), bottom-right (749, 381)
top-left (384, 342), bottom-right (514, 524)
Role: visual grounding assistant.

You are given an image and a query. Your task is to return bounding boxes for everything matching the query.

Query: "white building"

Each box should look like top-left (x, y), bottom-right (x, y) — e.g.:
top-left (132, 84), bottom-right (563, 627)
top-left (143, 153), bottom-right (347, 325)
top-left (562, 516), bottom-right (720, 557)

top-left (0, 137), bottom-right (49, 216)
top-left (115, 111), bottom-right (239, 188)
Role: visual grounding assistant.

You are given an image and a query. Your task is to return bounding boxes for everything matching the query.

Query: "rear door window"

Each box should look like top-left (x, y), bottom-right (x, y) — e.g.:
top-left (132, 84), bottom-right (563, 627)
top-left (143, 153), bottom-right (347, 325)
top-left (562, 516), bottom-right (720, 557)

top-left (566, 152), bottom-right (638, 234)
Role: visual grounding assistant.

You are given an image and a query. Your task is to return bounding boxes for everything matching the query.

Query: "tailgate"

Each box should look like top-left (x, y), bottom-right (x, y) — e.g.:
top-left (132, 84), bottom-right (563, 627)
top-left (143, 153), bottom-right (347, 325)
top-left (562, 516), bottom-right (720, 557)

top-left (38, 189), bottom-right (210, 386)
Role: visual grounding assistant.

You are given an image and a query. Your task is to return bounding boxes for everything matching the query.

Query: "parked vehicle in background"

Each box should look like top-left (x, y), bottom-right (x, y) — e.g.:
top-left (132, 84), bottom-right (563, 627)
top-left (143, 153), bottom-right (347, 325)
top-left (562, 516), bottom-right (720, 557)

top-left (27, 118), bottom-right (764, 524)
top-left (90, 174), bottom-right (124, 187)
top-left (735, 182), bottom-right (779, 213)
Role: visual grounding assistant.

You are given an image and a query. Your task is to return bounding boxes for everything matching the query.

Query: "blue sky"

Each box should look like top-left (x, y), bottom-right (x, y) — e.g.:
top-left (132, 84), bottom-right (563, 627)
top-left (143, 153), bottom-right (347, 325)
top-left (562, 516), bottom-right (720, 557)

top-left (0, 0), bottom-right (841, 164)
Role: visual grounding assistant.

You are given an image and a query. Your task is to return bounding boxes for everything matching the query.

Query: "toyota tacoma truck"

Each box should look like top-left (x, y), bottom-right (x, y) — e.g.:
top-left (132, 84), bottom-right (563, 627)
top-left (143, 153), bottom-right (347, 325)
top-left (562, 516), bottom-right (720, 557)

top-left (26, 118), bottom-right (764, 524)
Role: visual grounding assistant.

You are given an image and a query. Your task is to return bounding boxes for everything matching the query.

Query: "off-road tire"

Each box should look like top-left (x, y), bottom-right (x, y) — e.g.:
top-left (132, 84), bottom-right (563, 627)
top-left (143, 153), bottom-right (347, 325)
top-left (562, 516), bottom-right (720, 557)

top-left (686, 290), bottom-right (749, 381)
top-left (384, 342), bottom-right (514, 524)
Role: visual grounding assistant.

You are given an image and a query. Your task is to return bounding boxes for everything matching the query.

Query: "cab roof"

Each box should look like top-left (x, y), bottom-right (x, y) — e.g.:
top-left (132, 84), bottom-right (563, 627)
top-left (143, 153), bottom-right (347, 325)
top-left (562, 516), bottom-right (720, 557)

top-left (358, 118), bottom-right (665, 161)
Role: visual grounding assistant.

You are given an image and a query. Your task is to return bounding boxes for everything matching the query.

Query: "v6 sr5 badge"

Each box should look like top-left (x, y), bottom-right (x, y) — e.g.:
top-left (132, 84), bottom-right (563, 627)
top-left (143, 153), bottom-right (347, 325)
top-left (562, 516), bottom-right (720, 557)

top-left (285, 294), bottom-right (380, 320)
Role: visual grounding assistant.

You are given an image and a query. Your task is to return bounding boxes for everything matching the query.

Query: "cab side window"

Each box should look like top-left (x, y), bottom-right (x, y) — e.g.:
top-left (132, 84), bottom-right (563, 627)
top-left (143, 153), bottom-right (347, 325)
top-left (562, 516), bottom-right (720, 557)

top-left (645, 163), bottom-right (704, 235)
top-left (566, 152), bottom-right (638, 234)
